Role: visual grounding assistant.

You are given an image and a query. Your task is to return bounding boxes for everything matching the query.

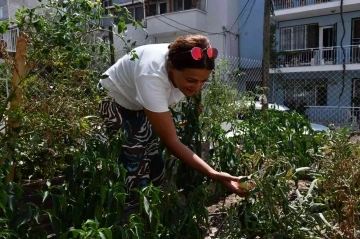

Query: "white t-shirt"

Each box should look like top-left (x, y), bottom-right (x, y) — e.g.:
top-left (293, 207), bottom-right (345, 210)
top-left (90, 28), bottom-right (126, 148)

top-left (99, 43), bottom-right (185, 113)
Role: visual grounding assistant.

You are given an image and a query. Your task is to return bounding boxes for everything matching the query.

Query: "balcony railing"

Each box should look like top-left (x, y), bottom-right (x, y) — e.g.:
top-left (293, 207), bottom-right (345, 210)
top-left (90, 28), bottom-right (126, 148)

top-left (273, 0), bottom-right (338, 10)
top-left (276, 45), bottom-right (360, 68)
top-left (0, 28), bottom-right (19, 53)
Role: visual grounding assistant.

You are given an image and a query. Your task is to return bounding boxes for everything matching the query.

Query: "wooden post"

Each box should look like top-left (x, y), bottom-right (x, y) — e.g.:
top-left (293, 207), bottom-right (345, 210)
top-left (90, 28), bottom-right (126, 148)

top-left (168, 0), bottom-right (172, 12)
top-left (146, 0), bottom-right (150, 16)
top-left (6, 32), bottom-right (27, 182)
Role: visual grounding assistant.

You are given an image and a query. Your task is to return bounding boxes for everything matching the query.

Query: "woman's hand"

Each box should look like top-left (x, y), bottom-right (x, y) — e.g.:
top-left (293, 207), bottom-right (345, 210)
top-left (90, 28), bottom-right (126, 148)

top-left (214, 172), bottom-right (255, 197)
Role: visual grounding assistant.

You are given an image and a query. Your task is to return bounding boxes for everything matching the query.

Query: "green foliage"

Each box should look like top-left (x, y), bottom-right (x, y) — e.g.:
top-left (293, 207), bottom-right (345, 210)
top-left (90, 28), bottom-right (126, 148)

top-left (0, 181), bottom-right (45, 239)
top-left (0, 0), bottom-right (143, 180)
top-left (201, 59), bottom-right (243, 127)
top-left (42, 134), bottom-right (128, 238)
top-left (223, 161), bottom-right (326, 238)
top-left (65, 219), bottom-right (113, 239)
top-left (270, 23), bottom-right (278, 67)
top-left (238, 109), bottom-right (321, 167)
top-left (0, 2), bottom-right (359, 238)
top-left (316, 128), bottom-right (360, 238)
top-left (173, 94), bottom-right (205, 195)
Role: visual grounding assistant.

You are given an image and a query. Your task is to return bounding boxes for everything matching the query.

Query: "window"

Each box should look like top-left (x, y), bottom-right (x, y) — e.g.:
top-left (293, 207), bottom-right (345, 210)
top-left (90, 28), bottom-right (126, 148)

top-left (147, 1), bottom-right (167, 16)
top-left (132, 6), bottom-right (144, 21)
top-left (281, 28), bottom-right (292, 51)
top-left (352, 18), bottom-right (360, 44)
top-left (148, 4), bottom-right (157, 16)
top-left (119, 5), bottom-right (144, 24)
top-left (351, 18), bottom-right (360, 63)
top-left (159, 2), bottom-right (167, 14)
top-left (102, 0), bottom-right (111, 15)
top-left (173, 0), bottom-right (194, 11)
top-left (280, 24), bottom-right (319, 51)
top-left (284, 80), bottom-right (327, 106)
top-left (0, 7), bottom-right (3, 19)
top-left (315, 85), bottom-right (327, 106)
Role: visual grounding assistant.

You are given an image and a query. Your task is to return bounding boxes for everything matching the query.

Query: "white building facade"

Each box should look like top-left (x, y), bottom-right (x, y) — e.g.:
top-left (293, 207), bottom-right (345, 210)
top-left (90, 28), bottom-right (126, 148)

top-left (103, 0), bottom-right (240, 59)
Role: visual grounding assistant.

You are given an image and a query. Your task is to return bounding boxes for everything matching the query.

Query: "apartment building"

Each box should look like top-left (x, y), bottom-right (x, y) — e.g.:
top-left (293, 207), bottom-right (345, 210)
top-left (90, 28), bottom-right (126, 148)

top-left (0, 0), bottom-right (40, 53)
top-left (269, 0), bottom-right (360, 126)
top-left (102, 0), bottom-right (240, 59)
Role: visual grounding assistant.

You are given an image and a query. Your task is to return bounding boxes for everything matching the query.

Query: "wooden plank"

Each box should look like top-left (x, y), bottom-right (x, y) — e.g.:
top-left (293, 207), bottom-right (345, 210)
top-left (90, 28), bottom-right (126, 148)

top-left (6, 32), bottom-right (28, 182)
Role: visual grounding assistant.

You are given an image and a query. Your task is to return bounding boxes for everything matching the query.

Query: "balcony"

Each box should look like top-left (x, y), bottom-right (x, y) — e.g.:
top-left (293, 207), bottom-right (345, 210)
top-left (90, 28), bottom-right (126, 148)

top-left (273, 45), bottom-right (360, 72)
top-left (272, 0), bottom-right (360, 21)
top-left (0, 28), bottom-right (19, 53)
top-left (145, 8), bottom-right (207, 36)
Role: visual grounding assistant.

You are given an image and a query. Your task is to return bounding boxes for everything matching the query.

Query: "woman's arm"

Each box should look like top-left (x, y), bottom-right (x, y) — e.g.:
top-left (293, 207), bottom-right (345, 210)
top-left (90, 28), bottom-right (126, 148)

top-left (144, 109), bottom-right (251, 196)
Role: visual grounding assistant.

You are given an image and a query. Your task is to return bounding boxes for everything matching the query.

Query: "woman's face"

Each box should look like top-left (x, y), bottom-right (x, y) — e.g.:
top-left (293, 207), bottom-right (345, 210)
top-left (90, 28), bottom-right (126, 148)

top-left (170, 67), bottom-right (212, 97)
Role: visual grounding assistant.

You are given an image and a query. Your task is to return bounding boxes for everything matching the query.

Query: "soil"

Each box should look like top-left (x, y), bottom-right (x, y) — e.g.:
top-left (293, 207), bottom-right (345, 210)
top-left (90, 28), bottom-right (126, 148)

top-left (204, 194), bottom-right (239, 238)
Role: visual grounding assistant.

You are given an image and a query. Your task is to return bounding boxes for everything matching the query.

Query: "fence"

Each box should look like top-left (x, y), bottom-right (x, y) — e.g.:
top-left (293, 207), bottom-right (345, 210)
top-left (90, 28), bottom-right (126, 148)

top-left (273, 0), bottom-right (338, 10)
top-left (213, 55), bottom-right (360, 129)
top-left (0, 41), bottom-right (359, 130)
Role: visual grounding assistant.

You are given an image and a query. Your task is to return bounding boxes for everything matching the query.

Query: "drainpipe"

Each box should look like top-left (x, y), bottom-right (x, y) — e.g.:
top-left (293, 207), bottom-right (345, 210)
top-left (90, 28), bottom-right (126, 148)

top-left (7, 0), bottom-right (10, 22)
top-left (238, 34), bottom-right (240, 58)
top-left (143, 0), bottom-right (147, 27)
top-left (222, 26), bottom-right (227, 56)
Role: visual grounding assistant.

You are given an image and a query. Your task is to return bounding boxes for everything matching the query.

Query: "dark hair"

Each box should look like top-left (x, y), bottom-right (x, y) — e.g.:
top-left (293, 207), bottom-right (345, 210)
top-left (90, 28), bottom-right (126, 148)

top-left (167, 34), bottom-right (215, 71)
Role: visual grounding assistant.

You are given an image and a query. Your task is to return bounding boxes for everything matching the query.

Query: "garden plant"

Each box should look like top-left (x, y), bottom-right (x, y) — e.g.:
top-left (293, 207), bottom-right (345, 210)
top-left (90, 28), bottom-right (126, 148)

top-left (0, 1), bottom-right (359, 239)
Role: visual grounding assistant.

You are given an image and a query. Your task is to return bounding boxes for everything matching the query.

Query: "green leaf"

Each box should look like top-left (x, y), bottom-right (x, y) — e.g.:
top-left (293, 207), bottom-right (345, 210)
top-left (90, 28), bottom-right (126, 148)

top-left (0, 229), bottom-right (17, 237)
top-left (8, 195), bottom-right (17, 213)
top-left (85, 219), bottom-right (98, 229)
top-left (295, 167), bottom-right (311, 173)
top-left (318, 213), bottom-right (333, 228)
top-left (99, 228), bottom-right (112, 239)
top-left (0, 216), bottom-right (8, 221)
top-left (69, 229), bottom-right (84, 238)
top-left (0, 21), bottom-right (8, 34)
top-left (60, 231), bottom-right (69, 239)
top-left (117, 18), bottom-right (126, 34)
top-left (33, 207), bottom-right (41, 224)
top-left (94, 206), bottom-right (103, 220)
top-left (41, 48), bottom-right (51, 55)
top-left (0, 190), bottom-right (8, 208)
top-left (47, 212), bottom-right (62, 236)
top-left (99, 231), bottom-right (107, 239)
top-left (113, 4), bottom-right (122, 12)
top-left (137, 20), bottom-right (144, 28)
top-left (42, 191), bottom-right (49, 203)
top-left (12, 183), bottom-right (24, 199)
top-left (14, 206), bottom-right (32, 229)
top-left (33, 18), bottom-right (45, 32)
top-left (143, 197), bottom-right (152, 223)
top-left (306, 178), bottom-right (318, 198)
top-left (100, 74), bottom-right (109, 79)
top-left (100, 185), bottom-right (107, 206)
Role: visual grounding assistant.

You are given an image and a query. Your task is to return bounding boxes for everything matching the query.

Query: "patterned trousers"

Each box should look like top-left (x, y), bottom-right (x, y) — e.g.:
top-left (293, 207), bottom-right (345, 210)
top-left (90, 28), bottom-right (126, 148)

top-left (99, 98), bottom-right (165, 206)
